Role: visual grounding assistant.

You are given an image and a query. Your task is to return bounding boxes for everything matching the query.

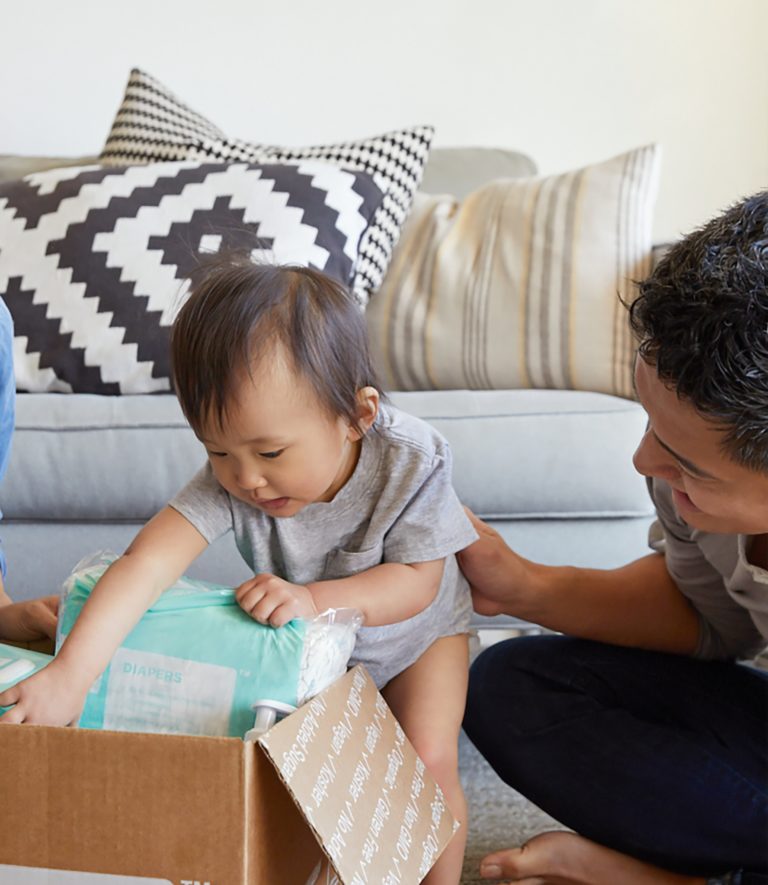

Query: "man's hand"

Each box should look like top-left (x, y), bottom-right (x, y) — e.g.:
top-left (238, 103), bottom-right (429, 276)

top-left (459, 509), bottom-right (701, 654)
top-left (457, 508), bottom-right (537, 618)
top-left (0, 595), bottom-right (59, 642)
top-left (235, 573), bottom-right (318, 628)
top-left (0, 660), bottom-right (89, 726)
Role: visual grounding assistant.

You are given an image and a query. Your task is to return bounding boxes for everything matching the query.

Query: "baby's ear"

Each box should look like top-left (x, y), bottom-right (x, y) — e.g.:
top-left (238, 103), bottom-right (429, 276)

top-left (351, 386), bottom-right (380, 438)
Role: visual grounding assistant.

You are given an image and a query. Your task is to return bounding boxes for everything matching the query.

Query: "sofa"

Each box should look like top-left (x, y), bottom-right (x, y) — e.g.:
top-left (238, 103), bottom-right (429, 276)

top-left (0, 145), bottom-right (655, 627)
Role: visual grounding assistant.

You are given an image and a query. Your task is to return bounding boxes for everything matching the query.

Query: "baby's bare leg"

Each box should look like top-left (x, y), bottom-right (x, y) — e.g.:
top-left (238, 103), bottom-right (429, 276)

top-left (382, 634), bottom-right (470, 885)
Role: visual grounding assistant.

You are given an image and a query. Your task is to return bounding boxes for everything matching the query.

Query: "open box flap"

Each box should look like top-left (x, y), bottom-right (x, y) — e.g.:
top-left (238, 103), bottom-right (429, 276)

top-left (258, 665), bottom-right (457, 884)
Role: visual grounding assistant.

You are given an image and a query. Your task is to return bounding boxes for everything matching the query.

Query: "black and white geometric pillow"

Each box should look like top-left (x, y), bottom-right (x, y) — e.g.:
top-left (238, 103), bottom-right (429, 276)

top-left (0, 160), bottom-right (384, 394)
top-left (99, 68), bottom-right (434, 303)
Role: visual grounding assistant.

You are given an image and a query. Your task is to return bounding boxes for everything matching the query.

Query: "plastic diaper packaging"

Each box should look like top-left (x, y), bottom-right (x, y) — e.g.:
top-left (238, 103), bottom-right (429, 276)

top-left (0, 643), bottom-right (53, 715)
top-left (57, 553), bottom-right (363, 739)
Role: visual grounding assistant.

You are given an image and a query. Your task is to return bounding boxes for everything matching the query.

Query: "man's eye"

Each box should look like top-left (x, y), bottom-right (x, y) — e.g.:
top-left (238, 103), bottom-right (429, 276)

top-left (208, 451), bottom-right (227, 458)
top-left (259, 449), bottom-right (284, 460)
top-left (677, 462), bottom-right (707, 482)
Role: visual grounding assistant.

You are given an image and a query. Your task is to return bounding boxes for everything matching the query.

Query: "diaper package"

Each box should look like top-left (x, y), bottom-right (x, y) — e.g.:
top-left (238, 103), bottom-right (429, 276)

top-left (58, 553), bottom-right (362, 738)
top-left (0, 643), bottom-right (53, 715)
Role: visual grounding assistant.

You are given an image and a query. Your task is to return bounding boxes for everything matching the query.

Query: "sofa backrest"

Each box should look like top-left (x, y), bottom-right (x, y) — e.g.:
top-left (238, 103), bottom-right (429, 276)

top-left (420, 147), bottom-right (536, 198)
top-left (0, 147), bottom-right (538, 195)
top-left (0, 154), bottom-right (100, 183)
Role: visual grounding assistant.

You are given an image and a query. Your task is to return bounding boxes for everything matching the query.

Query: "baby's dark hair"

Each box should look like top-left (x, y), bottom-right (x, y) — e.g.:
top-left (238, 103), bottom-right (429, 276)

top-left (629, 191), bottom-right (768, 471)
top-left (171, 255), bottom-right (383, 436)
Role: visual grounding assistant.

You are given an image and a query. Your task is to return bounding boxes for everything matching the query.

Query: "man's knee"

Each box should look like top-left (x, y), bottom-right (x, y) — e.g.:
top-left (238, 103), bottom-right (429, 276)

top-left (467, 635), bottom-right (574, 710)
top-left (464, 634), bottom-right (608, 753)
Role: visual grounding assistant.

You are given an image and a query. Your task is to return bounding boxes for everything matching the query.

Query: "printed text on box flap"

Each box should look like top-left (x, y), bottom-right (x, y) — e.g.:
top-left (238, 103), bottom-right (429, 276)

top-left (258, 666), bottom-right (457, 885)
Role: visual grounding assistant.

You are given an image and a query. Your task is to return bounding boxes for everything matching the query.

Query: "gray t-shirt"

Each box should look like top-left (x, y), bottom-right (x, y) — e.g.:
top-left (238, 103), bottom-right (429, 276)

top-left (648, 477), bottom-right (768, 660)
top-left (170, 403), bottom-right (477, 687)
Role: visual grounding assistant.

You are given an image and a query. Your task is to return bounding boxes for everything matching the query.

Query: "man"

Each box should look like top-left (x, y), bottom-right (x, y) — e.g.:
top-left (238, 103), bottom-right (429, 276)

top-left (460, 192), bottom-right (768, 885)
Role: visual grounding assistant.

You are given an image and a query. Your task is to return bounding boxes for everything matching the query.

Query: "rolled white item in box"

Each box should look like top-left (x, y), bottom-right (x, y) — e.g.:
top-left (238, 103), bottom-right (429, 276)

top-left (298, 608), bottom-right (363, 703)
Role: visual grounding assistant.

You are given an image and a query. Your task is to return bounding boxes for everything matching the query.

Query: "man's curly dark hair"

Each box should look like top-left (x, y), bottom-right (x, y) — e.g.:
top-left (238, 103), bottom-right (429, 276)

top-left (629, 191), bottom-right (768, 471)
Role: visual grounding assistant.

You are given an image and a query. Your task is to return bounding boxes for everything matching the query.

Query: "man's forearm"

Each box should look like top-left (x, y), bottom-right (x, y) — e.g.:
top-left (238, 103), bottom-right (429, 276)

top-left (519, 553), bottom-right (700, 654)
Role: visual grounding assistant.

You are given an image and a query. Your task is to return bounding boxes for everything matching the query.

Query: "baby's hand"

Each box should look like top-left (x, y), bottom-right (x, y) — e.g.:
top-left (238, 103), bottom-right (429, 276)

top-left (235, 573), bottom-right (318, 628)
top-left (0, 660), bottom-right (89, 726)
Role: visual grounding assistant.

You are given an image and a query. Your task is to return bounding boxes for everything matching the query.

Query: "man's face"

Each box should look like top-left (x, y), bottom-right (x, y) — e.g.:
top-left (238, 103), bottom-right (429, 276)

top-left (633, 357), bottom-right (768, 535)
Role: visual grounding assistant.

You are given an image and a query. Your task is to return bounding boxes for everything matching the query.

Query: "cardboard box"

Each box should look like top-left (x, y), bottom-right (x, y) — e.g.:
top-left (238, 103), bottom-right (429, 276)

top-left (0, 666), bottom-right (457, 884)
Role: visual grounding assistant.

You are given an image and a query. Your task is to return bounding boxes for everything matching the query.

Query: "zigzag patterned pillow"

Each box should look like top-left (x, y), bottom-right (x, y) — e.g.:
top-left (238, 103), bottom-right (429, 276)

top-left (100, 68), bottom-right (434, 303)
top-left (0, 160), bottom-right (384, 394)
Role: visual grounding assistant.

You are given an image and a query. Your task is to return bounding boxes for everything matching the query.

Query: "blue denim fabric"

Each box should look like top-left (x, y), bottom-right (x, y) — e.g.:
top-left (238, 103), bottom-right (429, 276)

top-left (0, 297), bottom-right (14, 580)
top-left (464, 635), bottom-right (768, 881)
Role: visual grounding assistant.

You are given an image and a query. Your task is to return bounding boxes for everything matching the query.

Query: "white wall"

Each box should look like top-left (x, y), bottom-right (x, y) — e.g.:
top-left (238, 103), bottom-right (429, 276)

top-left (2, 0), bottom-right (766, 241)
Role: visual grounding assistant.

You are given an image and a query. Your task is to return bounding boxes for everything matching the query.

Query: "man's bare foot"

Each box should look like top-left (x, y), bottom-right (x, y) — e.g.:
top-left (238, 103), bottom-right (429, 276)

top-left (478, 831), bottom-right (707, 885)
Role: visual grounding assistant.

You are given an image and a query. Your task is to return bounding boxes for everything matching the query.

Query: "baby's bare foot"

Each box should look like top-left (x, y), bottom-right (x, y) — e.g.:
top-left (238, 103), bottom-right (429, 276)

top-left (479, 831), bottom-right (707, 885)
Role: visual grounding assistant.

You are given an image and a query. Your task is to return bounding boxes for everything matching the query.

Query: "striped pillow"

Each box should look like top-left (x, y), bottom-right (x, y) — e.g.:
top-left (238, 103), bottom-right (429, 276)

top-left (367, 145), bottom-right (660, 399)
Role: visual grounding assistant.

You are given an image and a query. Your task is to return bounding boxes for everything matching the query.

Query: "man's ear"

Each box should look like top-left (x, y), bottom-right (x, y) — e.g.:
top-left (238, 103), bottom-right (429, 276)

top-left (349, 386), bottom-right (380, 440)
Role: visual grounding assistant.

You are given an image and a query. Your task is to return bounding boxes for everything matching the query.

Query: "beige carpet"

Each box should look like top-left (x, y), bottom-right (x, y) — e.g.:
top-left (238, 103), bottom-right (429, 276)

top-left (459, 730), bottom-right (568, 884)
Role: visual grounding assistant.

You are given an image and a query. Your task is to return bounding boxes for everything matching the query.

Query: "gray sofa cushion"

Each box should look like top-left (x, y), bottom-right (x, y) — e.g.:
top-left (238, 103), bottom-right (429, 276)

top-left (392, 390), bottom-right (651, 517)
top-left (5, 394), bottom-right (201, 520)
top-left (3, 389), bottom-right (651, 522)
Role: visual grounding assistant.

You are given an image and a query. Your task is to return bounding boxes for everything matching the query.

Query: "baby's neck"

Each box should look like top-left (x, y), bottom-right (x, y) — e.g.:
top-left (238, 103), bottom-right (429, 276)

top-left (320, 437), bottom-right (363, 503)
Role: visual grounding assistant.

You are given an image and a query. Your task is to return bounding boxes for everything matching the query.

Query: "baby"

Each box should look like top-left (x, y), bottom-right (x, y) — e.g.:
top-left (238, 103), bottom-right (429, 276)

top-left (0, 257), bottom-right (477, 884)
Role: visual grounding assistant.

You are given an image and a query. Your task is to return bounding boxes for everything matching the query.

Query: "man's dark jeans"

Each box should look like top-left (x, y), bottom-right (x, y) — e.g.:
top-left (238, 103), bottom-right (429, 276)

top-left (463, 635), bottom-right (768, 883)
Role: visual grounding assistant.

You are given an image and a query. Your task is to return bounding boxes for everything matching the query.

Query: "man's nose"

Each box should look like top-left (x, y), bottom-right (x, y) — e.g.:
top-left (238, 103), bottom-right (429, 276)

top-left (632, 430), bottom-right (678, 482)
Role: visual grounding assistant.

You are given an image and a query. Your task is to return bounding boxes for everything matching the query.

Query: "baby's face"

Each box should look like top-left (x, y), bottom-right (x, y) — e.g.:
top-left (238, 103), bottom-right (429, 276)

top-left (199, 358), bottom-right (361, 517)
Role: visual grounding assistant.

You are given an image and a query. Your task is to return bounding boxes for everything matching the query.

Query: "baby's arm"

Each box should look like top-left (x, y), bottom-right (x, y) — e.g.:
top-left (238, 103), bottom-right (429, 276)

top-left (237, 559), bottom-right (445, 627)
top-left (0, 506), bottom-right (208, 726)
top-left (310, 560), bottom-right (445, 625)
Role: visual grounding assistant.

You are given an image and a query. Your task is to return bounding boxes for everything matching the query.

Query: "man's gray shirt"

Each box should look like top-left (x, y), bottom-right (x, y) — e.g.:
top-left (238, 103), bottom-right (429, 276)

top-left (648, 477), bottom-right (768, 660)
top-left (170, 404), bottom-right (477, 687)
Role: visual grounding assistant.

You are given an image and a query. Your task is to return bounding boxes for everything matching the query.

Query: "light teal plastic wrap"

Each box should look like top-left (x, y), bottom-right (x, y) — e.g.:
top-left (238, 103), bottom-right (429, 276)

top-left (58, 554), bottom-right (307, 738)
top-left (0, 643), bottom-right (53, 715)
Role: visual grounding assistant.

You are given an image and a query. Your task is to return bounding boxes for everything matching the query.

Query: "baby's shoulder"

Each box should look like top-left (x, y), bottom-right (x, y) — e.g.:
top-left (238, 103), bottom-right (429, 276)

top-left (373, 403), bottom-right (450, 467)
